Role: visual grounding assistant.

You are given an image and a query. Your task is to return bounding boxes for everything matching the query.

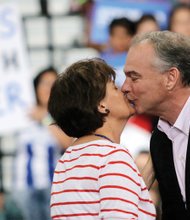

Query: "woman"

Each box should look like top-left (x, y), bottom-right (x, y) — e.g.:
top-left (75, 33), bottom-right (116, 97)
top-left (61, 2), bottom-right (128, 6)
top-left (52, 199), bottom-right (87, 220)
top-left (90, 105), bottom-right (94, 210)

top-left (48, 58), bottom-right (156, 219)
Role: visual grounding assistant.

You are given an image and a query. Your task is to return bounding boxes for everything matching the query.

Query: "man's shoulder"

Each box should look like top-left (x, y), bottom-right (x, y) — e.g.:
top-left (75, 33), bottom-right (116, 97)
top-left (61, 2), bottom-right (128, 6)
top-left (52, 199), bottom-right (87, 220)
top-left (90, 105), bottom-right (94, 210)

top-left (151, 127), bottom-right (166, 138)
top-left (150, 128), bottom-right (169, 150)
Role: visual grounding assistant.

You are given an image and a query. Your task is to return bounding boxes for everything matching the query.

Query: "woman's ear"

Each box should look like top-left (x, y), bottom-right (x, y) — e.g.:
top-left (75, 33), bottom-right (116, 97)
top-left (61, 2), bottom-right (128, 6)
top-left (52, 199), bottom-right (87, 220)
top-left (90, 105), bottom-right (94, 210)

top-left (98, 103), bottom-right (106, 113)
top-left (98, 103), bottom-right (110, 114)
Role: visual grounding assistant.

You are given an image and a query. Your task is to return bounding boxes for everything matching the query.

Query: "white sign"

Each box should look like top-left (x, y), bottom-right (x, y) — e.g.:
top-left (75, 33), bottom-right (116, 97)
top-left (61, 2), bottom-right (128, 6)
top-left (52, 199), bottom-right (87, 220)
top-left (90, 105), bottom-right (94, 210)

top-left (0, 3), bottom-right (35, 135)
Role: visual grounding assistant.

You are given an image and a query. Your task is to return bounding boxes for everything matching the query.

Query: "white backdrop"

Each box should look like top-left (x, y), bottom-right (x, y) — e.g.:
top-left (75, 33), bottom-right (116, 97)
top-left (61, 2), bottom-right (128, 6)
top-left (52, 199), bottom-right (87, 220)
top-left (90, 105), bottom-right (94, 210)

top-left (0, 3), bottom-right (35, 135)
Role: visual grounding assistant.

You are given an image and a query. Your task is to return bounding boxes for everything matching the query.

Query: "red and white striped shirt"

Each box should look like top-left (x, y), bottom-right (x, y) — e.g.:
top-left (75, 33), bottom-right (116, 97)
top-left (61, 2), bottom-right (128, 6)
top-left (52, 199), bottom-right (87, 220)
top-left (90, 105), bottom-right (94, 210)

top-left (51, 140), bottom-right (156, 219)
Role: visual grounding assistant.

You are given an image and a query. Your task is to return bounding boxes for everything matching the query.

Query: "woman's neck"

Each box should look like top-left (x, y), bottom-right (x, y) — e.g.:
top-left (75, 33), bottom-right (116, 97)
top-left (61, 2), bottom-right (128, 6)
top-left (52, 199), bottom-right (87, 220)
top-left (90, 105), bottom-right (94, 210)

top-left (94, 119), bottom-right (127, 144)
top-left (72, 119), bottom-right (128, 146)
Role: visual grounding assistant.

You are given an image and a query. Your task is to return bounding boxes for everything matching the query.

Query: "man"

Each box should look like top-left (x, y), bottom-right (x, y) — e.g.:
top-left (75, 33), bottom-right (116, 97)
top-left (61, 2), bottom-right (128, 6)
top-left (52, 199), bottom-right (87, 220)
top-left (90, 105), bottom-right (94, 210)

top-left (121, 31), bottom-right (190, 220)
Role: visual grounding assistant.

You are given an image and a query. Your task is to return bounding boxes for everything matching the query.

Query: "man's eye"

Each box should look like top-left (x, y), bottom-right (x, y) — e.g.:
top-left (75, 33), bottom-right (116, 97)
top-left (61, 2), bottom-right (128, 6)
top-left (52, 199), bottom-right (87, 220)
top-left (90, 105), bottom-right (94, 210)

top-left (131, 77), bottom-right (138, 81)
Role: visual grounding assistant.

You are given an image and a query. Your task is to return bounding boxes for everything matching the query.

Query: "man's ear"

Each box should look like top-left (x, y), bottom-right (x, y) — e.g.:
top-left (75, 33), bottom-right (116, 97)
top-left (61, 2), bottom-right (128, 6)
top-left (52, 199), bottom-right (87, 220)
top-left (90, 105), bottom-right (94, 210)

top-left (166, 67), bottom-right (180, 90)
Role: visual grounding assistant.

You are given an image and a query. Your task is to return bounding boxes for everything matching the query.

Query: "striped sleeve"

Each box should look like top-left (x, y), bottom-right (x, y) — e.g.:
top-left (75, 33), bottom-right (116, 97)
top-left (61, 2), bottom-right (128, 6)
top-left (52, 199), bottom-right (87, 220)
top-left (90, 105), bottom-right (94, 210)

top-left (98, 147), bottom-right (141, 219)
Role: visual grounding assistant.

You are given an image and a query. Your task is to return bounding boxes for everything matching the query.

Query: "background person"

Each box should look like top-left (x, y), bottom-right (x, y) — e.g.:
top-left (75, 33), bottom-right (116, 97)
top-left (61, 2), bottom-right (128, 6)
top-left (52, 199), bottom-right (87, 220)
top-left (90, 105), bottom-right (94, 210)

top-left (13, 67), bottom-right (73, 220)
top-left (168, 3), bottom-right (190, 37)
top-left (0, 188), bottom-right (24, 220)
top-left (100, 17), bottom-right (135, 88)
top-left (135, 14), bottom-right (160, 34)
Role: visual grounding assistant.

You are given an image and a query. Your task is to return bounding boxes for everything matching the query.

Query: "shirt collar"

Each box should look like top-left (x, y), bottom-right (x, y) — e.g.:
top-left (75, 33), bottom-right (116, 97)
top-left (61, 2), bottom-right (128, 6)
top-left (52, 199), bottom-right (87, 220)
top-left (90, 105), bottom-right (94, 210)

top-left (158, 96), bottom-right (190, 136)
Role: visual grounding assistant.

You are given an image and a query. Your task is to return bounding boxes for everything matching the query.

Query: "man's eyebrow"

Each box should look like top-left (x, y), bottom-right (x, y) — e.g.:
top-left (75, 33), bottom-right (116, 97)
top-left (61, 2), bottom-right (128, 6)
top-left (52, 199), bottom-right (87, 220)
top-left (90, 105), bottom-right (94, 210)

top-left (123, 70), bottom-right (140, 76)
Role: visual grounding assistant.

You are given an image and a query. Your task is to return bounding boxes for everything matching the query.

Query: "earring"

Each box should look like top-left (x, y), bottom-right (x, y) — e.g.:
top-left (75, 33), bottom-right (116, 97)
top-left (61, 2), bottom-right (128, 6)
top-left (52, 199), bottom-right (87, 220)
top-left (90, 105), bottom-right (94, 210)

top-left (105, 108), bottom-right (110, 114)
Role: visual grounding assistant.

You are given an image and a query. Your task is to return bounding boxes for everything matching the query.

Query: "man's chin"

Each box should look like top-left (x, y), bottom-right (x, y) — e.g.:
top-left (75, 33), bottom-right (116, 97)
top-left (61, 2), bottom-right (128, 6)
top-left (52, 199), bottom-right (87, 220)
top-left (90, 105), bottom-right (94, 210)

top-left (130, 106), bottom-right (137, 115)
top-left (134, 106), bottom-right (143, 115)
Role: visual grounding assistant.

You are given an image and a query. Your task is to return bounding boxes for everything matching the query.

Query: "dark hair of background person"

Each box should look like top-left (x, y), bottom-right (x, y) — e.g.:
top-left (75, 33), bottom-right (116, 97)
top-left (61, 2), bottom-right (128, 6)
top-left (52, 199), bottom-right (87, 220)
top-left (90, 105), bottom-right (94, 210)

top-left (135, 14), bottom-right (159, 32)
top-left (33, 67), bottom-right (58, 105)
top-left (48, 58), bottom-right (116, 138)
top-left (109, 17), bottom-right (135, 36)
top-left (168, 3), bottom-right (190, 30)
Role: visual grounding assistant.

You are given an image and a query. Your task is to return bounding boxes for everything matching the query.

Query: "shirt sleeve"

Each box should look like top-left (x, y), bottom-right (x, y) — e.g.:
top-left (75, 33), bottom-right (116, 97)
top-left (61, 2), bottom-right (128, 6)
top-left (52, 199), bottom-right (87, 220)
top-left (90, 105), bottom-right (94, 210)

top-left (98, 146), bottom-right (141, 220)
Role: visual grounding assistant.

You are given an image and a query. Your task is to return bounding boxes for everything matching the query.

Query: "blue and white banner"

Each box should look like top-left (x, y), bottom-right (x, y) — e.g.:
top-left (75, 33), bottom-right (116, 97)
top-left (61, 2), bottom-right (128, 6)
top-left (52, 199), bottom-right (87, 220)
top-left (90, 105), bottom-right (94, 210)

top-left (90, 0), bottom-right (171, 43)
top-left (0, 3), bottom-right (35, 135)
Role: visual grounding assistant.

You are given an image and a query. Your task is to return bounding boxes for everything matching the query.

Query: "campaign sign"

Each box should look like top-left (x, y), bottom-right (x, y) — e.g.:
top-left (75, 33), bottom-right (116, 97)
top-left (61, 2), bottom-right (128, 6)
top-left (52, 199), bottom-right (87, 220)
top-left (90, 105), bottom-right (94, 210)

top-left (0, 3), bottom-right (35, 135)
top-left (90, 0), bottom-right (172, 43)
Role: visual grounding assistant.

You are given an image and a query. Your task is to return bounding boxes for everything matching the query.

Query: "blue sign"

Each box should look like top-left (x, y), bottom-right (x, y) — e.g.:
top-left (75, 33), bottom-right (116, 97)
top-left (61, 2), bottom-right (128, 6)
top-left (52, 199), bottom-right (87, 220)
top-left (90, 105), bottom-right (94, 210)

top-left (90, 0), bottom-right (172, 43)
top-left (0, 81), bottom-right (27, 115)
top-left (0, 6), bottom-right (16, 38)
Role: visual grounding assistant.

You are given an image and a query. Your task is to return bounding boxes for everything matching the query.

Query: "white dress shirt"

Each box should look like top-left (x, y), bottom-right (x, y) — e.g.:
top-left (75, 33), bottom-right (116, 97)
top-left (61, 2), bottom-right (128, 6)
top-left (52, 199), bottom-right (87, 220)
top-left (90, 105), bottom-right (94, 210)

top-left (158, 96), bottom-right (190, 202)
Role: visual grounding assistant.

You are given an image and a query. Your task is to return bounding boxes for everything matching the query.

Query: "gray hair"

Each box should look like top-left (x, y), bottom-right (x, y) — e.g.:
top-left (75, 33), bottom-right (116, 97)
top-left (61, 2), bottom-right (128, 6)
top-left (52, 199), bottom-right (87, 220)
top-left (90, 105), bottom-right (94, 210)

top-left (131, 31), bottom-right (190, 86)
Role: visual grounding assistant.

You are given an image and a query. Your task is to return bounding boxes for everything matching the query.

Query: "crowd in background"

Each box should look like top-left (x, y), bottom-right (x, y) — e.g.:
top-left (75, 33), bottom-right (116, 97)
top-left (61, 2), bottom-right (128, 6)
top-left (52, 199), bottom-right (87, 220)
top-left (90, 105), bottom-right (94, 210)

top-left (0, 0), bottom-right (190, 219)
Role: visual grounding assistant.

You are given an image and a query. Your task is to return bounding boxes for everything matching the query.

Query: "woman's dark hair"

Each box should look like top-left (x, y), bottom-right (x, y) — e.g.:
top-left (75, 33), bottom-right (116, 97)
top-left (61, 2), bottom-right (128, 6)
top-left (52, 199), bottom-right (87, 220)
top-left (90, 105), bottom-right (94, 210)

top-left (48, 58), bottom-right (116, 138)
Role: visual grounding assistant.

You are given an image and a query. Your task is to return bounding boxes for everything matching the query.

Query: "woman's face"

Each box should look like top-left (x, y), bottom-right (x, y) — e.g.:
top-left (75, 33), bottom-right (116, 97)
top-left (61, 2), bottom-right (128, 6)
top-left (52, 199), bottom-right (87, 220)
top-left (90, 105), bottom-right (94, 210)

top-left (102, 81), bottom-right (135, 120)
top-left (36, 71), bottom-right (57, 107)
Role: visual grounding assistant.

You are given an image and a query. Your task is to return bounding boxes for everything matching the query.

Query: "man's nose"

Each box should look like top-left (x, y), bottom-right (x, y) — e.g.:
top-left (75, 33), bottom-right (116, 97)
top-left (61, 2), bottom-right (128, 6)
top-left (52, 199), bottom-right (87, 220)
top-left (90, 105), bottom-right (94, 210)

top-left (121, 78), bottom-right (131, 93)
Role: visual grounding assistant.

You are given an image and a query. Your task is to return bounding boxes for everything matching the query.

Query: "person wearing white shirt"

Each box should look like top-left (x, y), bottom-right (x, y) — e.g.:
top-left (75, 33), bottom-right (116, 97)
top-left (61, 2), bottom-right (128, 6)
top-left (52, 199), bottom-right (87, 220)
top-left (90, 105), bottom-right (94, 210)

top-left (122, 31), bottom-right (190, 220)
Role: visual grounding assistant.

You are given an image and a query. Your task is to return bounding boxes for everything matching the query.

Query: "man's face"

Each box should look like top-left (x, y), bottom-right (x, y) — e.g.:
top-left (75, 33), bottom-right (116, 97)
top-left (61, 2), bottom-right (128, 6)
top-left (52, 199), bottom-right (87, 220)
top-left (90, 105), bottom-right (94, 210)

top-left (121, 42), bottom-right (168, 115)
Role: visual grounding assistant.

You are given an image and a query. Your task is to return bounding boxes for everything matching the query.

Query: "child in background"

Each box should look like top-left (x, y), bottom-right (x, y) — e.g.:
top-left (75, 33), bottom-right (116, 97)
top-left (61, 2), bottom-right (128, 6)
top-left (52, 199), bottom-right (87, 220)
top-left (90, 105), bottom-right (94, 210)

top-left (135, 14), bottom-right (160, 34)
top-left (101, 17), bottom-right (135, 88)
